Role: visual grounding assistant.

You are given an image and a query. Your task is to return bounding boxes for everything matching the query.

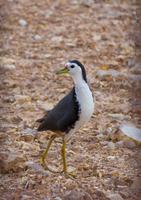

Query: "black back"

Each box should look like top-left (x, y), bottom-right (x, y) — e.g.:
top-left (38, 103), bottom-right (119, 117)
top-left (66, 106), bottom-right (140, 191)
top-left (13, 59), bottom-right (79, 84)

top-left (37, 88), bottom-right (79, 133)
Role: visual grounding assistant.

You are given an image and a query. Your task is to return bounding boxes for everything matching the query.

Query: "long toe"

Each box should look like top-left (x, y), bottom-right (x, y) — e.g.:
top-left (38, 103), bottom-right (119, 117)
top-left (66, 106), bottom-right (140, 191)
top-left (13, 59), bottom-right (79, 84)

top-left (64, 171), bottom-right (77, 179)
top-left (63, 168), bottom-right (77, 179)
top-left (39, 156), bottom-right (46, 167)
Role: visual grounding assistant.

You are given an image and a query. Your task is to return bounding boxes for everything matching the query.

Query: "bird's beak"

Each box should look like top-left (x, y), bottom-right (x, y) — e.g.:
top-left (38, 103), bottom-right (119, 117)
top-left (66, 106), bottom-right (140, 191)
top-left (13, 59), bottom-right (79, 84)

top-left (56, 67), bottom-right (69, 75)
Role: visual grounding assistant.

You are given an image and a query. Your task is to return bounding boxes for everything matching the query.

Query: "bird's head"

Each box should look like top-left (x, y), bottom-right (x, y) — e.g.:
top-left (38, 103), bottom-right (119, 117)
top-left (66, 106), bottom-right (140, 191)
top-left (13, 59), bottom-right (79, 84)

top-left (57, 60), bottom-right (87, 83)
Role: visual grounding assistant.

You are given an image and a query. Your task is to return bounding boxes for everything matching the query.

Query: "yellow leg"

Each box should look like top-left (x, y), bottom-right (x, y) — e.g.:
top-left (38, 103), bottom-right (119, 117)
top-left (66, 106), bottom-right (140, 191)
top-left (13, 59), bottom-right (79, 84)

top-left (40, 135), bottom-right (76, 177)
top-left (40, 135), bottom-right (56, 166)
top-left (61, 137), bottom-right (67, 175)
top-left (61, 137), bottom-right (77, 178)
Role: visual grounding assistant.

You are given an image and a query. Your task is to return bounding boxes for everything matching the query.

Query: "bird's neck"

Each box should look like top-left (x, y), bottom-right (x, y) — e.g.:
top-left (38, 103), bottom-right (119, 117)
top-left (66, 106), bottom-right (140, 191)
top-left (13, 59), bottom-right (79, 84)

top-left (72, 74), bottom-right (87, 86)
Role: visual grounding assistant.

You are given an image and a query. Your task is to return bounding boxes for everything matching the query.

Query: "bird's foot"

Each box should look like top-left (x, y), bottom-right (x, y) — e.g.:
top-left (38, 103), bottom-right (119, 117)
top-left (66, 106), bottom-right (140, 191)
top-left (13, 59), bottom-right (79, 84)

top-left (63, 169), bottom-right (77, 179)
top-left (39, 156), bottom-right (77, 178)
top-left (39, 156), bottom-right (46, 167)
top-left (64, 172), bottom-right (77, 179)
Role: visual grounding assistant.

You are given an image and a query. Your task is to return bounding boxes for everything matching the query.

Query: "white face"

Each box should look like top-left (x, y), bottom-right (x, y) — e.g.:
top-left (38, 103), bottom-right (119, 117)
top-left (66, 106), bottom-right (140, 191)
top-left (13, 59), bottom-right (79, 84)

top-left (65, 62), bottom-right (82, 77)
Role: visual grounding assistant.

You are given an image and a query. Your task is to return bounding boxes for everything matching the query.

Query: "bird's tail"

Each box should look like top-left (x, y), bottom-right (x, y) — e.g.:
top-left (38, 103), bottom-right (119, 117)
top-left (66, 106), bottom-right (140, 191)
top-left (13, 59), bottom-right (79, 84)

top-left (36, 110), bottom-right (51, 126)
top-left (36, 118), bottom-right (45, 123)
top-left (37, 121), bottom-right (49, 131)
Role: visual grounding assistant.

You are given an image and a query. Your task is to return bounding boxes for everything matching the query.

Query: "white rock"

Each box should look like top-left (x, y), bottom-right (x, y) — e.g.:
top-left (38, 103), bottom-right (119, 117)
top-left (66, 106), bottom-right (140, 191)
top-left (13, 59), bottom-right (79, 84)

top-left (51, 36), bottom-right (63, 44)
top-left (0, 57), bottom-right (15, 64)
top-left (92, 34), bottom-right (101, 41)
top-left (44, 54), bottom-right (52, 58)
top-left (107, 156), bottom-right (116, 160)
top-left (96, 133), bottom-right (104, 139)
top-left (21, 195), bottom-right (31, 200)
top-left (108, 113), bottom-right (129, 121)
top-left (108, 193), bottom-right (123, 200)
top-left (19, 19), bottom-right (28, 27)
top-left (120, 123), bottom-right (141, 142)
top-left (54, 197), bottom-right (62, 200)
top-left (33, 34), bottom-right (42, 40)
top-left (3, 64), bottom-right (16, 70)
top-left (100, 141), bottom-right (109, 146)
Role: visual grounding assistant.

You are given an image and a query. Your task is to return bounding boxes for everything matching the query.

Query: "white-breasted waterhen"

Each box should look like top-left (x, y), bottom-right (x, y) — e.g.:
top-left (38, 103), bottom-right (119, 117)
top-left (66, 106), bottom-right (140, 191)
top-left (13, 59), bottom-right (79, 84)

top-left (37, 60), bottom-right (94, 177)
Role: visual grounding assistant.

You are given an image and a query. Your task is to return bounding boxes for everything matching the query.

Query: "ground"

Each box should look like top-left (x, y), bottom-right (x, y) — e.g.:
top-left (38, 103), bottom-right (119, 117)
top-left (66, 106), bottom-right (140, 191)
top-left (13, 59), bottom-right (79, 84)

top-left (0, 0), bottom-right (141, 199)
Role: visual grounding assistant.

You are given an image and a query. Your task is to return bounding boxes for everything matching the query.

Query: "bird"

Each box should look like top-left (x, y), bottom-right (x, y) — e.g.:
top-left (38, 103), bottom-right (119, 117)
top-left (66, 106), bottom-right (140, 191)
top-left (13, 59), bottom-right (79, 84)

top-left (37, 60), bottom-right (94, 177)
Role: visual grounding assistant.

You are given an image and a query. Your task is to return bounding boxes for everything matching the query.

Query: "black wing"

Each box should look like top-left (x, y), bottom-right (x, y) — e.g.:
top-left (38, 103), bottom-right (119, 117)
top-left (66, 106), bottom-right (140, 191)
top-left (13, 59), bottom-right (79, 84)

top-left (37, 88), bottom-right (79, 133)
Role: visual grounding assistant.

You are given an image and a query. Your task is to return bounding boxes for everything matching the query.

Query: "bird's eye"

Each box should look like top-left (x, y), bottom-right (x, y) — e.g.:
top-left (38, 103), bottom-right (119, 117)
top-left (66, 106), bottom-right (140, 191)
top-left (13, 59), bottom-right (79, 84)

top-left (70, 65), bottom-right (75, 68)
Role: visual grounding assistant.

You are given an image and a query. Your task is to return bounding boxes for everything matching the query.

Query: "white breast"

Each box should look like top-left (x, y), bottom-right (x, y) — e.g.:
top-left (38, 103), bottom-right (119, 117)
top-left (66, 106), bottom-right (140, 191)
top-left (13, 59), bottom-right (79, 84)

top-left (74, 81), bottom-right (94, 130)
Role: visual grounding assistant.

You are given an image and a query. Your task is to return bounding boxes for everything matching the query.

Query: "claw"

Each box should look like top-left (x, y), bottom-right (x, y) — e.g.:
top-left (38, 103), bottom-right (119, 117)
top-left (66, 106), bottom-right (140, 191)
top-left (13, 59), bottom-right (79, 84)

top-left (64, 171), bottom-right (77, 179)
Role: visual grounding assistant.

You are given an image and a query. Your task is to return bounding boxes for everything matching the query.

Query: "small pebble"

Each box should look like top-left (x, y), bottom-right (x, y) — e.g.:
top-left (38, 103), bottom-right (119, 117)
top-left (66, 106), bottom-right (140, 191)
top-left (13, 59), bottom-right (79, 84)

top-left (107, 193), bottom-right (123, 200)
top-left (107, 156), bottom-right (116, 160)
top-left (20, 195), bottom-right (31, 200)
top-left (33, 34), bottom-right (42, 40)
top-left (3, 64), bottom-right (16, 70)
top-left (107, 141), bottom-right (116, 149)
top-left (54, 197), bottom-right (62, 200)
top-left (100, 141), bottom-right (109, 146)
top-left (19, 19), bottom-right (28, 27)
top-left (96, 133), bottom-right (104, 139)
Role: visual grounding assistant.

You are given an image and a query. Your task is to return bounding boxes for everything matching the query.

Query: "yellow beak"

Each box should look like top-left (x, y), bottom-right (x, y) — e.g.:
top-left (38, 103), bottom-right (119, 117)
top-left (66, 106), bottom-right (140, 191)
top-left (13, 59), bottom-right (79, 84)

top-left (56, 67), bottom-right (69, 75)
